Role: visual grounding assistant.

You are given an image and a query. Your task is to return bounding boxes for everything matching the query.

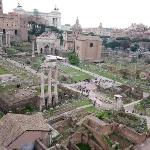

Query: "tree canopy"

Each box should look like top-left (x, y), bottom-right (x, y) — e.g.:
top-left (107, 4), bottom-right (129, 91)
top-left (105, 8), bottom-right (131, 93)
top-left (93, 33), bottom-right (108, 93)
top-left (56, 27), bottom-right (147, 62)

top-left (68, 52), bottom-right (80, 66)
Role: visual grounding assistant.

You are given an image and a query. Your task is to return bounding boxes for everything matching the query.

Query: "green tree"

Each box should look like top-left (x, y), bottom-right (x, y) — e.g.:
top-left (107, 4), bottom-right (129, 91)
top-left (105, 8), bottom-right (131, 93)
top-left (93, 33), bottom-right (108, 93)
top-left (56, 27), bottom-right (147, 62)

top-left (130, 43), bottom-right (139, 52)
top-left (68, 52), bottom-right (80, 65)
top-left (105, 40), bottom-right (120, 49)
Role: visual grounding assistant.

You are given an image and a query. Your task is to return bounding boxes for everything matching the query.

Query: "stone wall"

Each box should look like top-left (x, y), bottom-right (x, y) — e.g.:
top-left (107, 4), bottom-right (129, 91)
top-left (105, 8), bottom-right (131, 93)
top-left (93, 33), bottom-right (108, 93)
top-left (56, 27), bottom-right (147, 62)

top-left (114, 124), bottom-right (147, 144)
top-left (87, 118), bottom-right (112, 135)
top-left (0, 96), bottom-right (40, 113)
top-left (82, 116), bottom-right (148, 148)
top-left (58, 85), bottom-right (81, 102)
top-left (68, 132), bottom-right (102, 150)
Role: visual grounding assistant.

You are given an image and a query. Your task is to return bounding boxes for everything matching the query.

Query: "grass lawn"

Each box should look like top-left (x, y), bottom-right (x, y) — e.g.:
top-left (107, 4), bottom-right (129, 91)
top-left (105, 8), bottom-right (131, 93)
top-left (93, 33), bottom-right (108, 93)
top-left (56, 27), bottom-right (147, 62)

top-left (59, 65), bottom-right (92, 82)
top-left (0, 66), bottom-right (8, 75)
top-left (79, 63), bottom-right (150, 92)
top-left (0, 85), bottom-right (17, 93)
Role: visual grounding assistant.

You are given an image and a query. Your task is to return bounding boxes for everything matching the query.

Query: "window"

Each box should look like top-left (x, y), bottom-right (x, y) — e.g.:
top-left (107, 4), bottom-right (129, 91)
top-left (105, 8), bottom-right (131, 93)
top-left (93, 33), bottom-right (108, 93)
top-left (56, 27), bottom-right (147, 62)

top-left (90, 43), bottom-right (93, 47)
top-left (15, 30), bottom-right (17, 35)
top-left (3, 29), bottom-right (5, 34)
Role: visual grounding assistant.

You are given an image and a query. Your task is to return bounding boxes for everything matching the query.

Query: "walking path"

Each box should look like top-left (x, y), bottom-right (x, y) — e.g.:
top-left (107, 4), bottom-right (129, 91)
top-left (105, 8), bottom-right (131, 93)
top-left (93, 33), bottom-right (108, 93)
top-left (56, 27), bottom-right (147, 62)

top-left (62, 62), bottom-right (121, 85)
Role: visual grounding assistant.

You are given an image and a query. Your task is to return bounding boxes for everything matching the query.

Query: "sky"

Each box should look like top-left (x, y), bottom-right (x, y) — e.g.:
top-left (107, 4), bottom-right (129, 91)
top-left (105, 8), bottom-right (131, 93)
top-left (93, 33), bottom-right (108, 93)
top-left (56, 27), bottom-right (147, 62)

top-left (3, 0), bottom-right (150, 28)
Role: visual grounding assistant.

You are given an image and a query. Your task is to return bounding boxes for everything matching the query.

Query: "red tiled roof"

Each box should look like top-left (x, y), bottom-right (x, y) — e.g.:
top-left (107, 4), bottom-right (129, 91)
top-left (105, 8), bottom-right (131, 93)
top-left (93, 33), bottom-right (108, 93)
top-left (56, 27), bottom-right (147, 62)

top-left (0, 113), bottom-right (51, 147)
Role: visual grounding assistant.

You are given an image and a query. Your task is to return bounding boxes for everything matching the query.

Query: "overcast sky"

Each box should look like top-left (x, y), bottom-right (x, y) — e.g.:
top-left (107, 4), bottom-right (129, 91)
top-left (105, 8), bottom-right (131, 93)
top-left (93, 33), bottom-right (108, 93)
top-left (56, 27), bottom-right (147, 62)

top-left (3, 0), bottom-right (150, 28)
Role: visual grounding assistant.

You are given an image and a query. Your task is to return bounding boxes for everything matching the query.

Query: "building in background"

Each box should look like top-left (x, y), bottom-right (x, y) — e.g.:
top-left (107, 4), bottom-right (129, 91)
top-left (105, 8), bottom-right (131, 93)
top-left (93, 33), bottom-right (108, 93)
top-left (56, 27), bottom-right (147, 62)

top-left (36, 32), bottom-right (60, 54)
top-left (75, 35), bottom-right (102, 62)
top-left (0, 0), bottom-right (28, 45)
top-left (13, 3), bottom-right (61, 29)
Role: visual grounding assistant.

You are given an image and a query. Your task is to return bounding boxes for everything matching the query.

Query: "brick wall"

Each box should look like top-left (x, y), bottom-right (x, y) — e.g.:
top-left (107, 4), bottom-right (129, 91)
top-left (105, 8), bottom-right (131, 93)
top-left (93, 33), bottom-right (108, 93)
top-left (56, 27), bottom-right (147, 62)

top-left (114, 124), bottom-right (147, 144)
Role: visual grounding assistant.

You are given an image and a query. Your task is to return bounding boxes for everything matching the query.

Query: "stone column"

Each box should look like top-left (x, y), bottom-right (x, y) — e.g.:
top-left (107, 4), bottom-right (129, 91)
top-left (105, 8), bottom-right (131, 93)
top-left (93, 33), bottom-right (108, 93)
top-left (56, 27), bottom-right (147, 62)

top-left (5, 31), bottom-right (11, 47)
top-left (8, 34), bottom-right (10, 47)
top-left (37, 44), bottom-right (40, 54)
top-left (49, 43), bottom-right (51, 54)
top-left (48, 68), bottom-right (52, 105)
top-left (0, 32), bottom-right (3, 47)
top-left (5, 33), bottom-right (7, 47)
top-left (32, 40), bottom-right (35, 57)
top-left (40, 73), bottom-right (45, 111)
top-left (54, 65), bottom-right (58, 104)
top-left (114, 95), bottom-right (123, 110)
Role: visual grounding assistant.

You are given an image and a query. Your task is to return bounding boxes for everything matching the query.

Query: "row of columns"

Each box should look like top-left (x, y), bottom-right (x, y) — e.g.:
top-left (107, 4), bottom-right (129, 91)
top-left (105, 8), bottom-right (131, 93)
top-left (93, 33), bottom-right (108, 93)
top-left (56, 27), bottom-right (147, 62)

top-left (40, 64), bottom-right (58, 111)
top-left (0, 31), bottom-right (11, 47)
top-left (36, 43), bottom-right (56, 55)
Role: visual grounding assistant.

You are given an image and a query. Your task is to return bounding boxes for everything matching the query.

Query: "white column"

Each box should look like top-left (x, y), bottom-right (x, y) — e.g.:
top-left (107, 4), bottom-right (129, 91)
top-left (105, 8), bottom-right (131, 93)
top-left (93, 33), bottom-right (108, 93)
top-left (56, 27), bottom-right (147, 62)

top-left (37, 44), bottom-right (40, 54)
top-left (8, 34), bottom-right (10, 47)
top-left (40, 73), bottom-right (45, 110)
top-left (0, 32), bottom-right (3, 47)
top-left (32, 40), bottom-right (35, 57)
top-left (54, 65), bottom-right (58, 104)
top-left (48, 68), bottom-right (52, 105)
top-left (5, 34), bottom-right (7, 47)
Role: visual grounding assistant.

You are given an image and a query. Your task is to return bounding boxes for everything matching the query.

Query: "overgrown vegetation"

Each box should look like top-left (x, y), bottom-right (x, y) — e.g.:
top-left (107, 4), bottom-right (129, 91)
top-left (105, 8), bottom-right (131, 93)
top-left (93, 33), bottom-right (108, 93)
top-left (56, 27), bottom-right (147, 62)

top-left (135, 98), bottom-right (150, 116)
top-left (112, 112), bottom-right (147, 133)
top-left (77, 143), bottom-right (91, 150)
top-left (68, 52), bottom-right (80, 66)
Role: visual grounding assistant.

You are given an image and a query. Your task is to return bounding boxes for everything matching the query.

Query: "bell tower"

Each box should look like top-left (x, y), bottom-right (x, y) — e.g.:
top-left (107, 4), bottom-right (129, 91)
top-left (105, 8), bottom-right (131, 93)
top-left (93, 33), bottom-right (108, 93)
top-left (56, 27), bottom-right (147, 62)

top-left (0, 0), bottom-right (3, 15)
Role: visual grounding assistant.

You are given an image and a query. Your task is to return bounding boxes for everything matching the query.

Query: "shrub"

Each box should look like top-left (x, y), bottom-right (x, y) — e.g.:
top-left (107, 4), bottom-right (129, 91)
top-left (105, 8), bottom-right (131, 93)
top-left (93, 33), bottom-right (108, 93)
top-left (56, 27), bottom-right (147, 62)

top-left (68, 52), bottom-right (80, 65)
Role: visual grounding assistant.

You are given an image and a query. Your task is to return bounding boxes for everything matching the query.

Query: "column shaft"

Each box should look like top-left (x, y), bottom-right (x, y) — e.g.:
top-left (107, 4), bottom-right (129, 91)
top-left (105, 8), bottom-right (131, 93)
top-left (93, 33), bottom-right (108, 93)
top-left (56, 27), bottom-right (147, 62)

top-left (48, 68), bottom-right (52, 105)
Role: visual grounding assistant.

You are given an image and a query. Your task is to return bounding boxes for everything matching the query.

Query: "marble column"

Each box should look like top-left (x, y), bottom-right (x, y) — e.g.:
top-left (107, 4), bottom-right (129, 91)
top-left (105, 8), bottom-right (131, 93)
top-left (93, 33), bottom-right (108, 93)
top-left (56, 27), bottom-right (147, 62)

top-left (48, 68), bottom-right (52, 105)
top-left (8, 34), bottom-right (10, 47)
top-left (37, 44), bottom-right (40, 54)
top-left (5, 31), bottom-right (11, 47)
top-left (0, 32), bottom-right (3, 47)
top-left (54, 65), bottom-right (58, 104)
top-left (40, 73), bottom-right (45, 111)
top-left (32, 40), bottom-right (35, 57)
top-left (5, 33), bottom-right (7, 47)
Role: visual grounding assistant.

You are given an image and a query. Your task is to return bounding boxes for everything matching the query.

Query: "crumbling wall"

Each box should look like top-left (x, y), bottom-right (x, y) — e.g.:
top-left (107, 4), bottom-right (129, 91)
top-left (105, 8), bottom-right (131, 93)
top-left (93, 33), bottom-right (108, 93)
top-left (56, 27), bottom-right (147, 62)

top-left (87, 118), bottom-right (112, 135)
top-left (58, 85), bottom-right (81, 102)
top-left (68, 132), bottom-right (103, 150)
top-left (114, 124), bottom-right (147, 144)
top-left (0, 96), bottom-right (40, 113)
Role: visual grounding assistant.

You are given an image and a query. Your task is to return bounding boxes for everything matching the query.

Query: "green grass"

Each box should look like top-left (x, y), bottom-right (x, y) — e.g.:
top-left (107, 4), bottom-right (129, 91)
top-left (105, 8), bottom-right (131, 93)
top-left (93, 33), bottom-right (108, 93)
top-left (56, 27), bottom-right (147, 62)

top-left (0, 66), bottom-right (8, 75)
top-left (59, 65), bottom-right (92, 82)
top-left (0, 85), bottom-right (17, 93)
top-left (77, 143), bottom-right (91, 150)
top-left (79, 63), bottom-right (150, 92)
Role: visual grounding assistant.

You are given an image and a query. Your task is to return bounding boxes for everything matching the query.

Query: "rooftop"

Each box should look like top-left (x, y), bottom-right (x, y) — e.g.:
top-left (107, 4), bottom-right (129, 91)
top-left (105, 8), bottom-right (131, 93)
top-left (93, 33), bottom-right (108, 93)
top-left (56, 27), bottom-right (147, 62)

top-left (0, 113), bottom-right (51, 147)
top-left (76, 35), bottom-right (101, 41)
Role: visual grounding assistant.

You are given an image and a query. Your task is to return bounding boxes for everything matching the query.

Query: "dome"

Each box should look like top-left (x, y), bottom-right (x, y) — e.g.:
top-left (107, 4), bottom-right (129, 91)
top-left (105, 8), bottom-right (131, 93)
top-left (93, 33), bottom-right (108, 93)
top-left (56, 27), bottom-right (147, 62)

top-left (72, 17), bottom-right (82, 34)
